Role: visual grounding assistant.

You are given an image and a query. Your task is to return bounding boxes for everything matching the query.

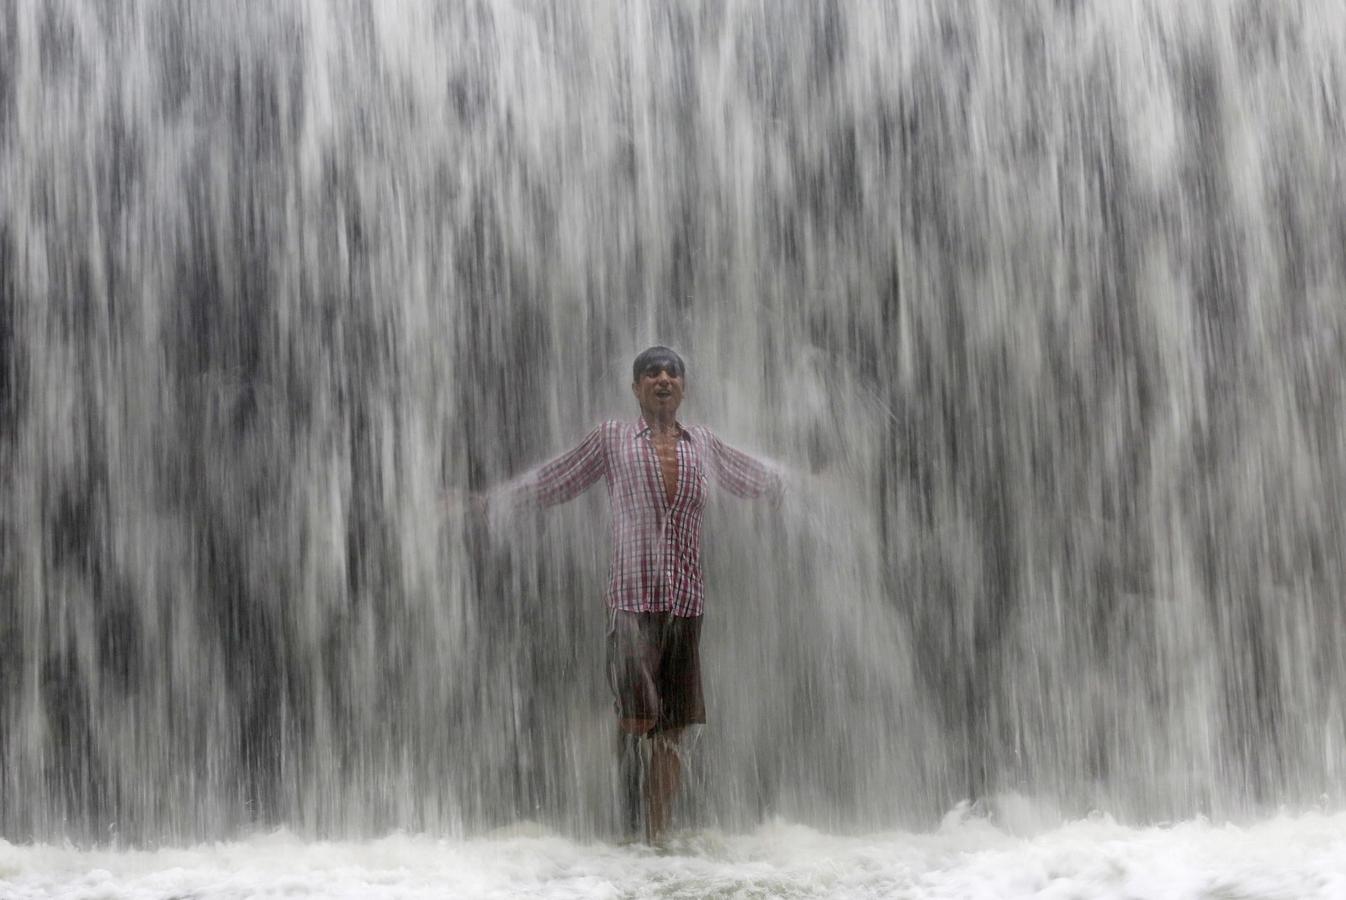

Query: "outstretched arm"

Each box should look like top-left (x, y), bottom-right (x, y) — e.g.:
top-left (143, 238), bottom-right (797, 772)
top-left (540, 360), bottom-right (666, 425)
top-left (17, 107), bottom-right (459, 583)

top-left (706, 430), bottom-right (785, 504)
top-left (495, 424), bottom-right (609, 510)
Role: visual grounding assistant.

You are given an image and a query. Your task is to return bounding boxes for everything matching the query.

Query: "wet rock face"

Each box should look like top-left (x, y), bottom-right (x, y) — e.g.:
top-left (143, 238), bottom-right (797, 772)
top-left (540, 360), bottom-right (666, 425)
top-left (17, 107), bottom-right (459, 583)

top-left (2, 0), bottom-right (1345, 842)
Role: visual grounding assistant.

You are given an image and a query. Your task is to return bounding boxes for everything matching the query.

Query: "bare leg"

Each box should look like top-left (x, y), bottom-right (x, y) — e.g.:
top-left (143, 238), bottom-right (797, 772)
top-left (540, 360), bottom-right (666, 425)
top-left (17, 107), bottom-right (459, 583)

top-left (645, 727), bottom-right (683, 843)
top-left (619, 718), bottom-right (657, 736)
top-left (617, 718), bottom-right (655, 840)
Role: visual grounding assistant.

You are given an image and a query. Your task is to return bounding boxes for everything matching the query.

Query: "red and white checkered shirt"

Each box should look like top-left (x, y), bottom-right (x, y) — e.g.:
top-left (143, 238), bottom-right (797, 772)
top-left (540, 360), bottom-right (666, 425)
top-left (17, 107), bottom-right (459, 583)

top-left (505, 418), bottom-right (782, 617)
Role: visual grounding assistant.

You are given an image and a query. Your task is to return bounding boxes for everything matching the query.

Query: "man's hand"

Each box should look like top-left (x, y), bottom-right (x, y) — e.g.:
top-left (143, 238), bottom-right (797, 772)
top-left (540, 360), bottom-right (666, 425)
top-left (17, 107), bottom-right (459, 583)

top-left (444, 488), bottom-right (488, 520)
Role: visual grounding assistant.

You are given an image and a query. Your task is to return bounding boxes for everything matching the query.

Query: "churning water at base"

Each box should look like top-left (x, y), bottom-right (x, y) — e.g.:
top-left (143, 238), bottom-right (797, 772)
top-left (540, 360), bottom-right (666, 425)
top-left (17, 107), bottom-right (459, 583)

top-left (6, 811), bottom-right (1346, 899)
top-left (3, 0), bottom-right (1346, 860)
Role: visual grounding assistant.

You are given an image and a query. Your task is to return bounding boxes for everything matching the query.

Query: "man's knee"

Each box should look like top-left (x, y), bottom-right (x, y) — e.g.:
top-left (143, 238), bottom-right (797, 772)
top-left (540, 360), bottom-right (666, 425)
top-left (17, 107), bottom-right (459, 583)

top-left (619, 717), bottom-right (656, 736)
top-left (650, 727), bottom-right (683, 756)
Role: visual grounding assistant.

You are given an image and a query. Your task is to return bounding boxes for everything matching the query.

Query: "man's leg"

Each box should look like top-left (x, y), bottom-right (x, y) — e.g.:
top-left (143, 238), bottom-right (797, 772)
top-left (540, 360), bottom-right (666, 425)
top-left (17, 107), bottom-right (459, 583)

top-left (617, 717), bottom-right (655, 839)
top-left (609, 608), bottom-right (660, 841)
top-left (646, 727), bottom-right (683, 843)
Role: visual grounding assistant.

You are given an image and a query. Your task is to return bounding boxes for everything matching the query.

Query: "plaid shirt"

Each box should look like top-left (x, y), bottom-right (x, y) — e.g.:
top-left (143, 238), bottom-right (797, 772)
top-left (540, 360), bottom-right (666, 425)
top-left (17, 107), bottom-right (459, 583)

top-left (506, 418), bottom-right (782, 617)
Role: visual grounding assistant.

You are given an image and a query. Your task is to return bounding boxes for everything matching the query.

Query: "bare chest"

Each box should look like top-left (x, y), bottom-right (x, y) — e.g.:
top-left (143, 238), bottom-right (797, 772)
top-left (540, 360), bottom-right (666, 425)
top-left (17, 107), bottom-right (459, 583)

top-left (650, 436), bottom-right (680, 504)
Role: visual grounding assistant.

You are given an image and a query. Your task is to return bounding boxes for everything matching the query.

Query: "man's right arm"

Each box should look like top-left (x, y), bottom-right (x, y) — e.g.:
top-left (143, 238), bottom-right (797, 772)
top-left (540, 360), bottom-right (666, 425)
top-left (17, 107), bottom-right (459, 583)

top-left (492, 424), bottom-right (609, 510)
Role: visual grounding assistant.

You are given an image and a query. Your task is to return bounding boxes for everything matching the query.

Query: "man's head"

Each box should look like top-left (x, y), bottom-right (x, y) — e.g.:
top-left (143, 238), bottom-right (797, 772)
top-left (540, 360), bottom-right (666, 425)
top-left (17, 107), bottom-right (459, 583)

top-left (631, 346), bottom-right (686, 423)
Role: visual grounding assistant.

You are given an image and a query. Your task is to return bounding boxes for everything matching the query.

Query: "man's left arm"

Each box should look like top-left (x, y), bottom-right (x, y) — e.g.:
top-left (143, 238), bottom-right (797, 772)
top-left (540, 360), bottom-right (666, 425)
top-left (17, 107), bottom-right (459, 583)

top-left (704, 430), bottom-right (786, 504)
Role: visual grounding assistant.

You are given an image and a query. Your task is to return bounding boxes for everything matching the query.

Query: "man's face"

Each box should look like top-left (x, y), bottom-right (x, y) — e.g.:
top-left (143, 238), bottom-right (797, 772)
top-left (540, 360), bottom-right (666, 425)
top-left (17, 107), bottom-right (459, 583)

top-left (632, 363), bottom-right (685, 419)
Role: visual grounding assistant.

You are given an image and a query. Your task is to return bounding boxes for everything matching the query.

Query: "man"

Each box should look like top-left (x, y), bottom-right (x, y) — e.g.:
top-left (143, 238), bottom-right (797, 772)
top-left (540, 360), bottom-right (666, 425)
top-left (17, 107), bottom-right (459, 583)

top-left (486, 346), bottom-right (783, 842)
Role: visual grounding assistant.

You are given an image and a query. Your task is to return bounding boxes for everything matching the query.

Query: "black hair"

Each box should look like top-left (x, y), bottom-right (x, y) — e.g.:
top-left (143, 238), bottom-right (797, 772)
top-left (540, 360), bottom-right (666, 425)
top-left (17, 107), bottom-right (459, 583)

top-left (631, 346), bottom-right (686, 382)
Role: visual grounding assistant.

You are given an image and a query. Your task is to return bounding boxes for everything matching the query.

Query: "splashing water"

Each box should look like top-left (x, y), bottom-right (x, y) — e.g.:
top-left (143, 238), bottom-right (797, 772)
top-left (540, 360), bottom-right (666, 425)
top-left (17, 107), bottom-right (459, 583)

top-left (6, 813), bottom-right (1346, 899)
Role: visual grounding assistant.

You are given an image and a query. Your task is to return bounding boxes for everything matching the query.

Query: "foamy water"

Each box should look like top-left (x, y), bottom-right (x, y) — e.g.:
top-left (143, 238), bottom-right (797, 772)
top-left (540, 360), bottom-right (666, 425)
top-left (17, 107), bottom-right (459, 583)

top-left (4, 810), bottom-right (1345, 899)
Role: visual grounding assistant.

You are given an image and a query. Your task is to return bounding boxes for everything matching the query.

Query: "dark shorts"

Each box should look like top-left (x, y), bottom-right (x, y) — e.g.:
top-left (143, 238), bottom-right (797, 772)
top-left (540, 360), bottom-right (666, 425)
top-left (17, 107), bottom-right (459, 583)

top-left (606, 610), bottom-right (705, 734)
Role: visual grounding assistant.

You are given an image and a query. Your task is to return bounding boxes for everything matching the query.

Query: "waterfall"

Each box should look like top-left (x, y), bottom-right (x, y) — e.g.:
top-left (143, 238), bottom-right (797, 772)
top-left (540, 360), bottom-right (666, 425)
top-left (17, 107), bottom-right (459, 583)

top-left (3, 0), bottom-right (1344, 843)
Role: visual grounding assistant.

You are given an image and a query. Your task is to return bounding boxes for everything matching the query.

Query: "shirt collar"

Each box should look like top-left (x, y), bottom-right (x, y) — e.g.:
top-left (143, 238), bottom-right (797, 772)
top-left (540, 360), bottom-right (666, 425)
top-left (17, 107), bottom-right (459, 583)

top-left (635, 416), bottom-right (689, 440)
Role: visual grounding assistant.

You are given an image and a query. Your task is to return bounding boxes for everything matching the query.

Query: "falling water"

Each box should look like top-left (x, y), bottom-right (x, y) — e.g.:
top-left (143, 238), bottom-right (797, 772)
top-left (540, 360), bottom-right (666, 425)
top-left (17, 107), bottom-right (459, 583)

top-left (2, 0), bottom-right (1345, 851)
